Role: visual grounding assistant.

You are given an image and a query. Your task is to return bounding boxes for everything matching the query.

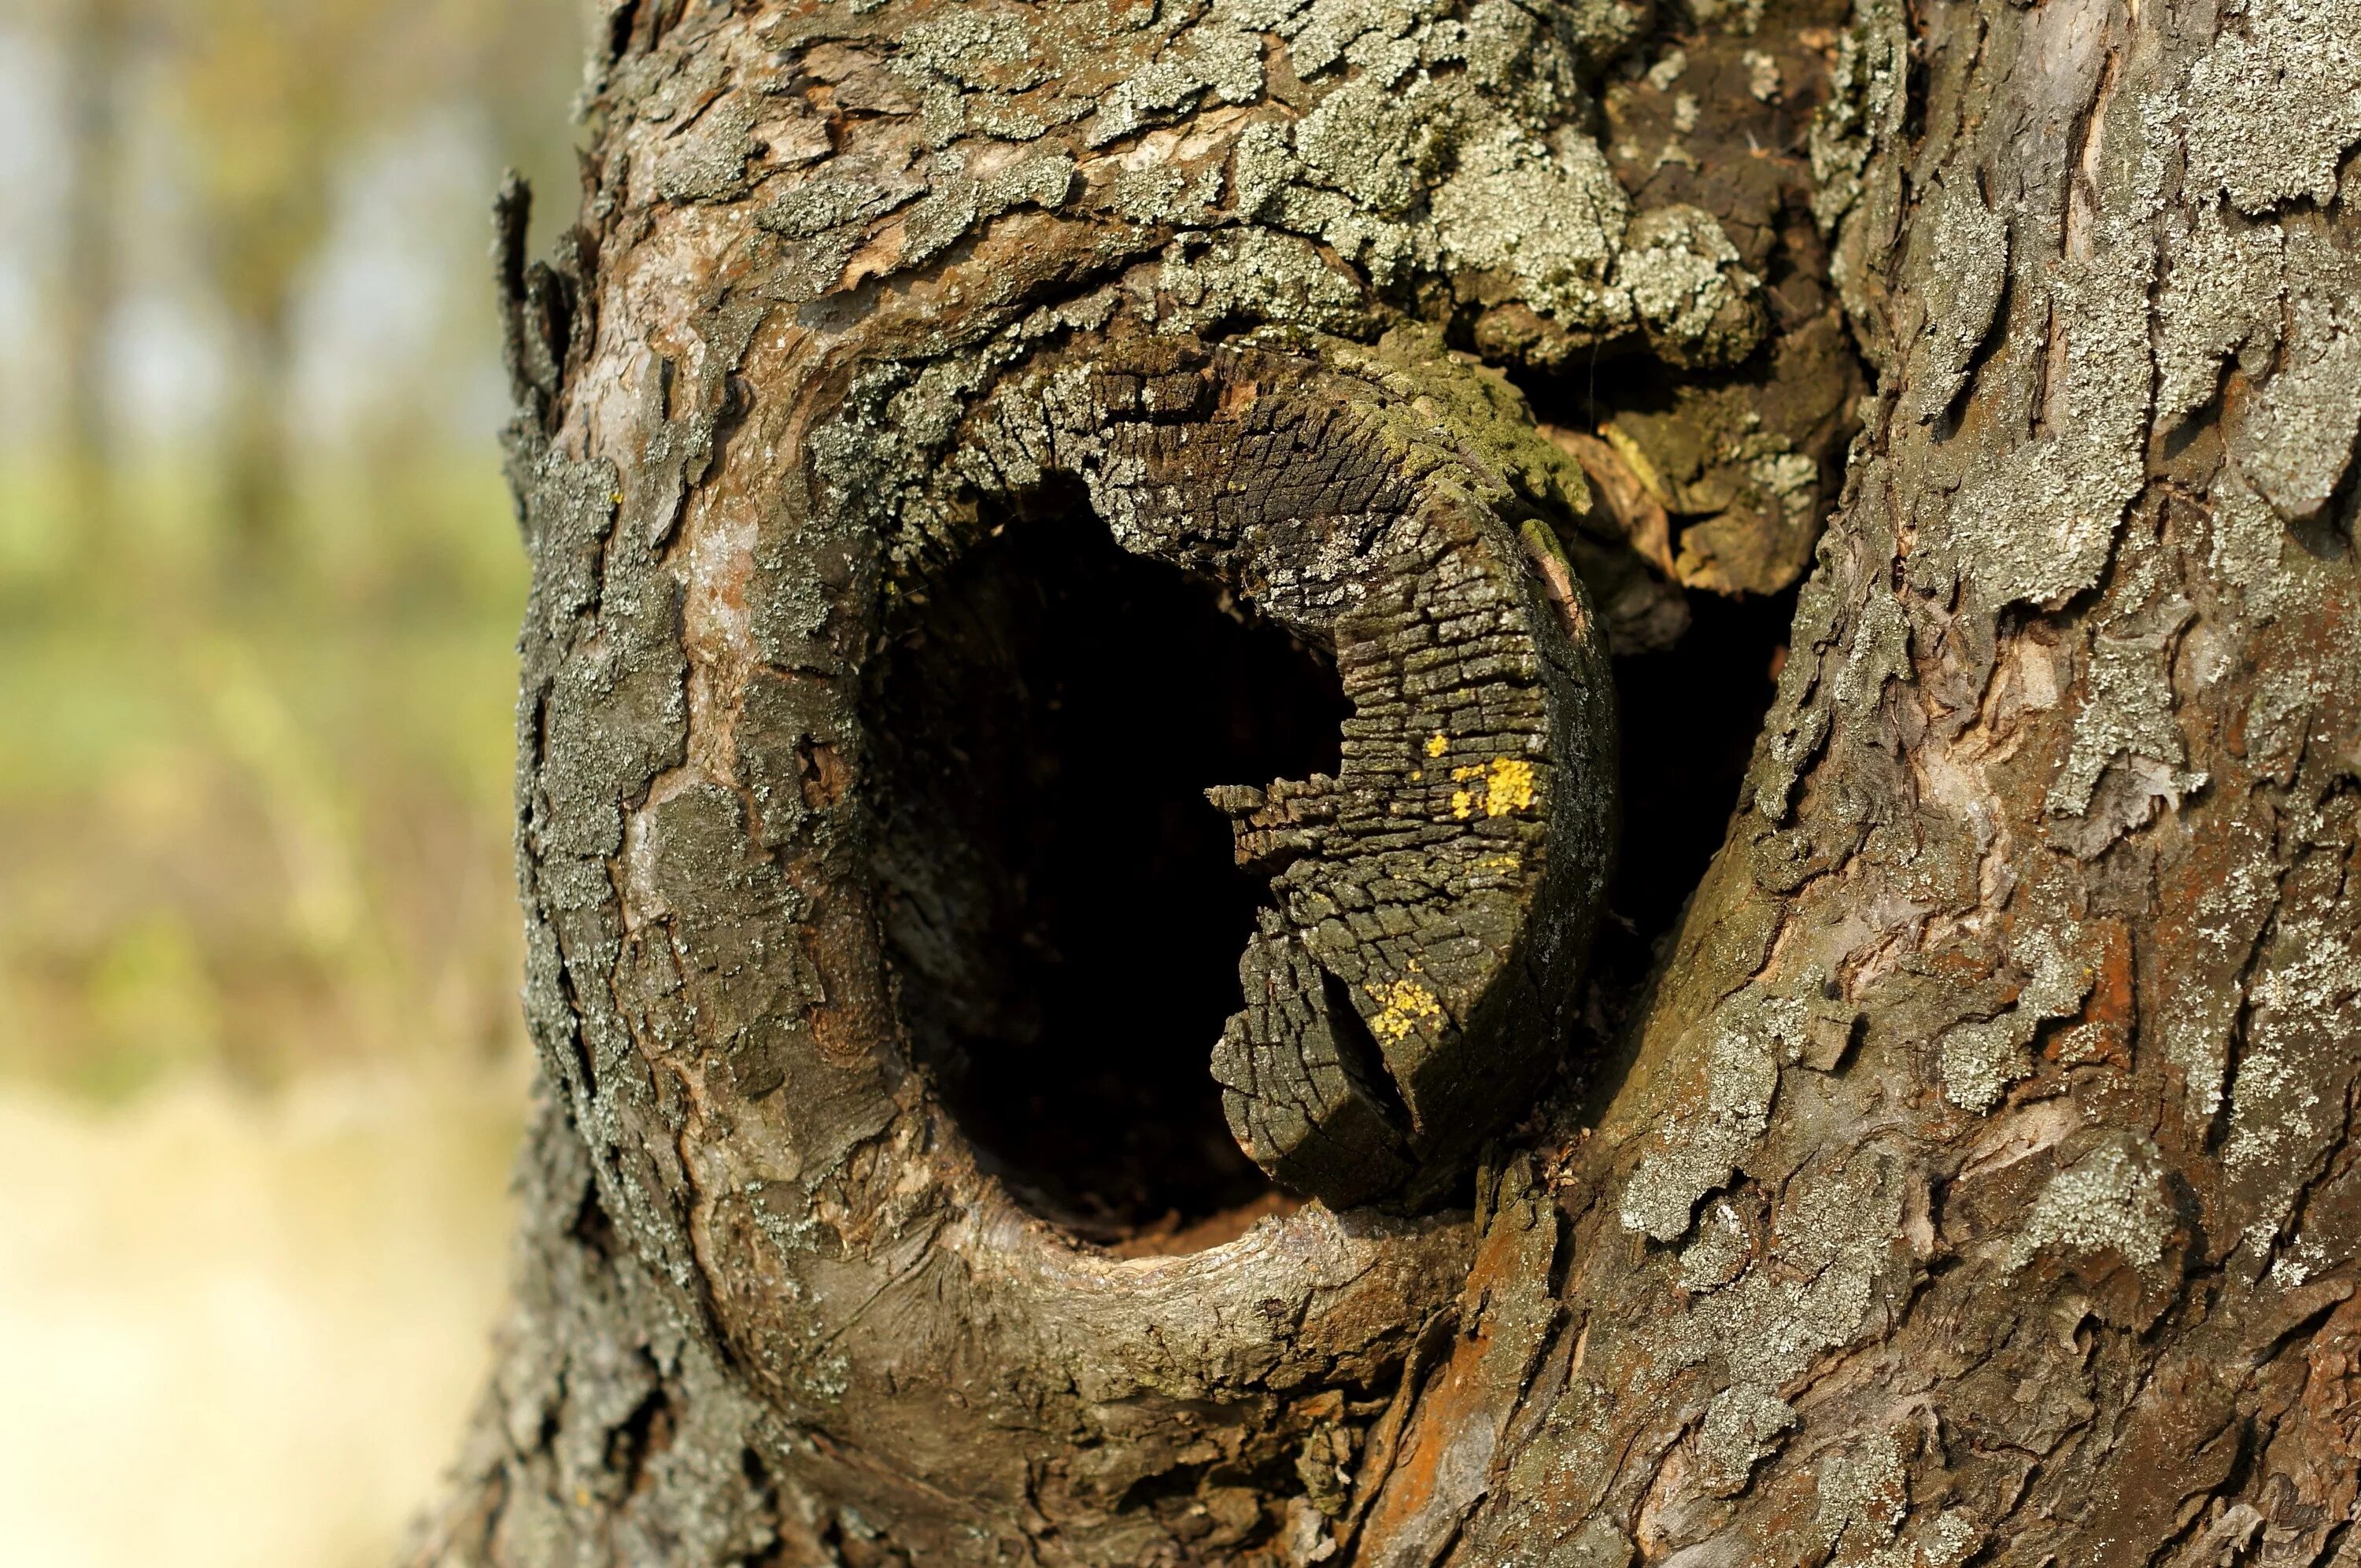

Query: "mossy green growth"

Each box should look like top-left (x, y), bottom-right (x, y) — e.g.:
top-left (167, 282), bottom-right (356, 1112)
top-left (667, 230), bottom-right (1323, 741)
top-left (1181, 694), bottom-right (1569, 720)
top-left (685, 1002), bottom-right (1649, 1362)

top-left (1343, 323), bottom-right (1595, 523)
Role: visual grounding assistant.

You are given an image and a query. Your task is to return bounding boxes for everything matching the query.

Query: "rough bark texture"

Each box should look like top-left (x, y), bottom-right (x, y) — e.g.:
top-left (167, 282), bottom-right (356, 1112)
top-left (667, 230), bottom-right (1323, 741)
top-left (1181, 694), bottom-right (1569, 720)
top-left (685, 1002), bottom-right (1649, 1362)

top-left (413, 0), bottom-right (2361, 1561)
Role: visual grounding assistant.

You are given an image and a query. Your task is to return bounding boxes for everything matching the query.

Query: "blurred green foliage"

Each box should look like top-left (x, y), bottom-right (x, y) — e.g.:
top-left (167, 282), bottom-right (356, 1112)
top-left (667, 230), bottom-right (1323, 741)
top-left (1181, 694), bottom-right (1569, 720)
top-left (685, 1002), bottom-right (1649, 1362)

top-left (0, 0), bottom-right (588, 1101)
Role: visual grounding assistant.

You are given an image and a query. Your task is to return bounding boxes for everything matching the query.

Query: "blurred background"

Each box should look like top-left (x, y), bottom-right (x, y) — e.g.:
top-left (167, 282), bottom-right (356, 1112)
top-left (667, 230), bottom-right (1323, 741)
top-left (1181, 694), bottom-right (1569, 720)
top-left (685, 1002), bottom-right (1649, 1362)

top-left (0, 0), bottom-right (586, 1561)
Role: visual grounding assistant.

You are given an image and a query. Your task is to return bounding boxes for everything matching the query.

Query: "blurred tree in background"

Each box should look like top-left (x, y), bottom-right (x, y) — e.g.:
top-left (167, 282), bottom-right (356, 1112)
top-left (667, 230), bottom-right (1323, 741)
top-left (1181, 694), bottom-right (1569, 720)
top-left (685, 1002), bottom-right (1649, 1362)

top-left (0, 8), bottom-right (602, 1564)
top-left (0, 0), bottom-right (583, 1101)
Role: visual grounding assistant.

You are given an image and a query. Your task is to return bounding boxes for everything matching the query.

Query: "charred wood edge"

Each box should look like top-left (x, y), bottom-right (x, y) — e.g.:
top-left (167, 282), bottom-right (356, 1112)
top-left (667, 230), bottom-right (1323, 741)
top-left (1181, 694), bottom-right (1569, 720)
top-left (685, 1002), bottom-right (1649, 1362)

top-left (930, 330), bottom-right (1618, 1210)
top-left (676, 318), bottom-right (1625, 1378)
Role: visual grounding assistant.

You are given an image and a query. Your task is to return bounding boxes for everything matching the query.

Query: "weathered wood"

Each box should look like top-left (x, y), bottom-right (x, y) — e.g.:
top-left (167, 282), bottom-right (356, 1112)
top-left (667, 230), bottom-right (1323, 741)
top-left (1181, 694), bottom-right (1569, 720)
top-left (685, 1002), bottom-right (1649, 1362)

top-left (922, 332), bottom-right (1618, 1208)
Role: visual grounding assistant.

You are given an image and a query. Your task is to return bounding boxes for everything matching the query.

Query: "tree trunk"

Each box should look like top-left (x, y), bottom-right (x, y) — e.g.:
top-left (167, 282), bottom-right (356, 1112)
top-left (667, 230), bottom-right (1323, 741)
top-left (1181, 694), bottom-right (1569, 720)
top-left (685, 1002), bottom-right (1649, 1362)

top-left (57, 0), bottom-right (127, 556)
top-left (412, 0), bottom-right (2361, 1562)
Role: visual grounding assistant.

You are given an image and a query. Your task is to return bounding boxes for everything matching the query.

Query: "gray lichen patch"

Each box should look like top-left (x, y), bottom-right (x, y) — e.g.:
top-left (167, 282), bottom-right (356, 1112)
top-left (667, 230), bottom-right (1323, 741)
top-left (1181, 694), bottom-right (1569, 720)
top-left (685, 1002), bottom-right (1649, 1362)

top-left (1619, 987), bottom-right (1811, 1240)
top-left (1806, 0), bottom-right (1905, 249)
top-left (1673, 1151), bottom-right (1910, 1413)
top-left (2159, 828), bottom-right (2275, 1126)
top-left (1157, 228), bottom-right (1374, 336)
top-left (2155, 200), bottom-right (2283, 426)
top-left (2178, 0), bottom-right (2361, 215)
top-left (1174, 0), bottom-right (1762, 361)
top-left (1936, 928), bottom-right (2094, 1114)
top-left (1677, 1197), bottom-right (1753, 1291)
top-left (652, 92), bottom-right (765, 204)
top-left (1428, 127), bottom-right (1631, 329)
top-left (1924, 82), bottom-right (2163, 613)
top-left (2228, 225), bottom-right (2361, 524)
top-left (896, 9), bottom-right (1047, 93)
top-left (1901, 175), bottom-right (2008, 424)
top-left (2044, 554), bottom-right (2204, 836)
top-left (897, 149), bottom-right (1081, 267)
top-left (2003, 1136), bottom-right (2173, 1272)
top-left (1691, 1385), bottom-right (1795, 1495)
top-left (1812, 1432), bottom-right (1908, 1557)
top-left (2219, 891), bottom-right (2361, 1240)
top-left (1612, 202), bottom-right (1764, 368)
top-left (1932, 1016), bottom-right (2030, 1118)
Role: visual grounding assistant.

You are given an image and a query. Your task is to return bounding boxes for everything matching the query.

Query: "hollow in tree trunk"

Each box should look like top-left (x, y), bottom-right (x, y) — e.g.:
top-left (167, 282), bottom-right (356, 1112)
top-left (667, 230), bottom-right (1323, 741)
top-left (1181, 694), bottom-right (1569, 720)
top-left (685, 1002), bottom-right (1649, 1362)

top-left (411, 0), bottom-right (2361, 1561)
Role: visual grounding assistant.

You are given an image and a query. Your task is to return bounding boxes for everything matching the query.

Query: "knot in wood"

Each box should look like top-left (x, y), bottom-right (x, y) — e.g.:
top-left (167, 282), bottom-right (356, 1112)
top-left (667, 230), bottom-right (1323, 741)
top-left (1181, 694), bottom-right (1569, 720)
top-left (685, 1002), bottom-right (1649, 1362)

top-left (941, 336), bottom-right (1616, 1210)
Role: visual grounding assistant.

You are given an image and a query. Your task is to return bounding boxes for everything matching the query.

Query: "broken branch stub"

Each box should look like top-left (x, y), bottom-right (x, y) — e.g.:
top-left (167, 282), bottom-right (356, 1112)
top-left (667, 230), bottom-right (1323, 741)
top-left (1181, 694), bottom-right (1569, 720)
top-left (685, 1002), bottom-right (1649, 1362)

top-left (942, 334), bottom-right (1618, 1210)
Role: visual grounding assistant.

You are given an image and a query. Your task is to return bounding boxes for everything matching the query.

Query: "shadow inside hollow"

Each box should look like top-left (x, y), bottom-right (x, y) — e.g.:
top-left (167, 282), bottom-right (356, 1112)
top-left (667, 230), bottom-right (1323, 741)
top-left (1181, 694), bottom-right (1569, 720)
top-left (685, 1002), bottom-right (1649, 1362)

top-left (1572, 585), bottom-right (1798, 1109)
top-left (869, 497), bottom-right (1348, 1239)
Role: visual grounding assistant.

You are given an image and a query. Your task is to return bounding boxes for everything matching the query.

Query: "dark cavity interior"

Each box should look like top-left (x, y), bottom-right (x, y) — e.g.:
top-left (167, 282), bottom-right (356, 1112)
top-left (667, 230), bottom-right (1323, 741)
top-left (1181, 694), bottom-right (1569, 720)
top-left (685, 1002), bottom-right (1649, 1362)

top-left (1613, 589), bottom-right (1795, 939)
top-left (1509, 360), bottom-right (1804, 1103)
top-left (867, 496), bottom-right (1348, 1244)
top-left (1577, 587), bottom-right (1798, 1094)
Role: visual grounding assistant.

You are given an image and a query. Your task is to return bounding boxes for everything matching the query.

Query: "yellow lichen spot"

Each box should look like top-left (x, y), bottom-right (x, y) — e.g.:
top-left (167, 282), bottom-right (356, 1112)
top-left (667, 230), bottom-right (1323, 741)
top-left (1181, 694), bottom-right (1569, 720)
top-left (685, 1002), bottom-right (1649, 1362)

top-left (1483, 758), bottom-right (1536, 816)
top-left (1424, 732), bottom-right (1449, 758)
top-left (1443, 758), bottom-right (1539, 818)
top-left (1365, 976), bottom-right (1444, 1044)
top-left (1481, 852), bottom-right (1521, 872)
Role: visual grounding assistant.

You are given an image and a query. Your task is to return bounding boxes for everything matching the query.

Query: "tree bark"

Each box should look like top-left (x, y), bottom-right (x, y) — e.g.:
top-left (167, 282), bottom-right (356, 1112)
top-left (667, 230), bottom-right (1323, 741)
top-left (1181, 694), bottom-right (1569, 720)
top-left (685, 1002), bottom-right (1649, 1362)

top-left (413, 0), bottom-right (2361, 1562)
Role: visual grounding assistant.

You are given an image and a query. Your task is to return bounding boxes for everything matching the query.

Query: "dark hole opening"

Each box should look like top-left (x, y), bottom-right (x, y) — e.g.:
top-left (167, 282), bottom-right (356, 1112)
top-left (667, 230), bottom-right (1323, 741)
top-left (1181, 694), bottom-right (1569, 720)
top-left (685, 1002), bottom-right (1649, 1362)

top-left (1612, 588), bottom-right (1796, 938)
top-left (1502, 356), bottom-right (1809, 1101)
top-left (1576, 587), bottom-right (1798, 1084)
top-left (868, 495), bottom-right (1348, 1244)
